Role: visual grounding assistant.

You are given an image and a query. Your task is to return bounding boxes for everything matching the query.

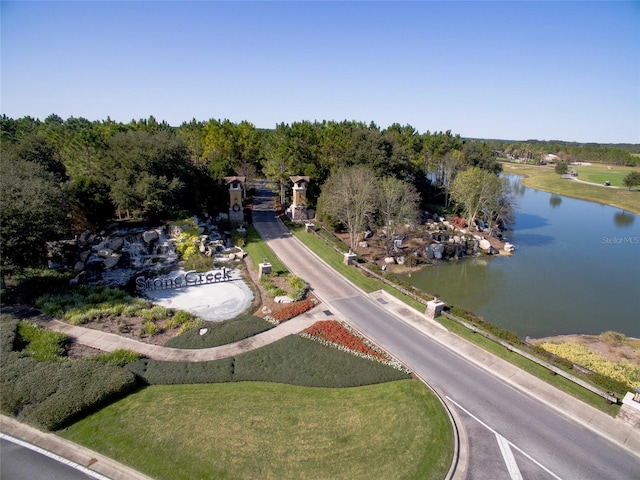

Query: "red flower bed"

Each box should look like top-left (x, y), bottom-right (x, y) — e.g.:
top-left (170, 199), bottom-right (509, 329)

top-left (303, 320), bottom-right (389, 361)
top-left (271, 298), bottom-right (315, 322)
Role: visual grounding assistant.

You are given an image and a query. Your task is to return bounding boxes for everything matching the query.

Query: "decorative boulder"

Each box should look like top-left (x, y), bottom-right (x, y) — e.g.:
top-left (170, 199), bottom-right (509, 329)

top-left (479, 239), bottom-right (491, 251)
top-left (384, 256), bottom-right (396, 264)
top-left (103, 254), bottom-right (121, 270)
top-left (274, 295), bottom-right (294, 304)
top-left (143, 230), bottom-right (159, 243)
top-left (107, 237), bottom-right (124, 252)
top-left (430, 244), bottom-right (445, 260)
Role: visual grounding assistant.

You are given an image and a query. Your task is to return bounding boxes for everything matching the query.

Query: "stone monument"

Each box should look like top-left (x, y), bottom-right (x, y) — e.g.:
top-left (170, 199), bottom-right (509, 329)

top-left (288, 175), bottom-right (310, 221)
top-left (224, 176), bottom-right (246, 223)
top-left (425, 297), bottom-right (445, 319)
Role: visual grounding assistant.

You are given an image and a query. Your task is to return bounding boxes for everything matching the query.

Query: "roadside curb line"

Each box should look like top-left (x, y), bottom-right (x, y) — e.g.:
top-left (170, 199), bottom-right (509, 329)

top-left (1, 415), bottom-right (154, 480)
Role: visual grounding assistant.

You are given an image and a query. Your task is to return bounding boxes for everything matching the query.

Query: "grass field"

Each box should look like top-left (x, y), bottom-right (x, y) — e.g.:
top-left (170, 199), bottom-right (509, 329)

top-left (503, 162), bottom-right (640, 214)
top-left (244, 226), bottom-right (288, 274)
top-left (61, 381), bottom-right (453, 480)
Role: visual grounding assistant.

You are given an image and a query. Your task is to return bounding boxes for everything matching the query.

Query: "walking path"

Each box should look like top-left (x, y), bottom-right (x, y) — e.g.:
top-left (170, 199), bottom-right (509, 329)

top-left (43, 304), bottom-right (327, 362)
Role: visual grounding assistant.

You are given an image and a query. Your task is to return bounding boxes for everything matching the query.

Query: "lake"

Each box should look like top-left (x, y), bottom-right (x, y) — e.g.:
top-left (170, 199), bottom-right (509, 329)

top-left (400, 177), bottom-right (640, 339)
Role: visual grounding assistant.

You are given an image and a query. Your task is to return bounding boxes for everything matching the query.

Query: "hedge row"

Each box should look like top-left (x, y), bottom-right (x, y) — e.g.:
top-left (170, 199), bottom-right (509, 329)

top-left (448, 306), bottom-right (524, 346)
top-left (0, 316), bottom-right (137, 431)
top-left (128, 335), bottom-right (410, 388)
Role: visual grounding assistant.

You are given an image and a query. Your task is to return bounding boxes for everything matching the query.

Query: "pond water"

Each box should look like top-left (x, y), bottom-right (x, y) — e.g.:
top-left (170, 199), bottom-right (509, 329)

top-left (400, 177), bottom-right (640, 339)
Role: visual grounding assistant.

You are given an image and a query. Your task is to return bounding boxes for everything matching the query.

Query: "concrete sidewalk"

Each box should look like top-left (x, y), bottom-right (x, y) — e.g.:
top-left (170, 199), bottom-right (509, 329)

top-left (43, 303), bottom-right (332, 362)
top-left (368, 289), bottom-right (640, 458)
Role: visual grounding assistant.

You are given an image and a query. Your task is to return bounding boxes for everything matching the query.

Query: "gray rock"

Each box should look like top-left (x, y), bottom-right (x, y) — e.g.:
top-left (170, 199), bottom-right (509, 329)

top-left (431, 243), bottom-right (445, 260)
top-left (143, 230), bottom-right (159, 243)
top-left (108, 237), bottom-right (124, 251)
top-left (103, 254), bottom-right (121, 270)
top-left (479, 239), bottom-right (491, 251)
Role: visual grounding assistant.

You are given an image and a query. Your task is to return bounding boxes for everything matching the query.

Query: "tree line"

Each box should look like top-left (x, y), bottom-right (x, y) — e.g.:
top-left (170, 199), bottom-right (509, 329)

top-left (2, 113), bottom-right (634, 275)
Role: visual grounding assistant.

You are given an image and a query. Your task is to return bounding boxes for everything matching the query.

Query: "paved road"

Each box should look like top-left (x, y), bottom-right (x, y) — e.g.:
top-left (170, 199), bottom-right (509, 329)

top-left (1, 436), bottom-right (99, 480)
top-left (252, 185), bottom-right (640, 480)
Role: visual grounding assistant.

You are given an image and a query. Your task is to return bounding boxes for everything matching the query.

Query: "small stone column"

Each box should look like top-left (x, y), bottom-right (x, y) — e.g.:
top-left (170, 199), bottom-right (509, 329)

top-left (258, 260), bottom-right (272, 278)
top-left (305, 223), bottom-right (315, 233)
top-left (343, 252), bottom-right (357, 265)
top-left (425, 298), bottom-right (445, 319)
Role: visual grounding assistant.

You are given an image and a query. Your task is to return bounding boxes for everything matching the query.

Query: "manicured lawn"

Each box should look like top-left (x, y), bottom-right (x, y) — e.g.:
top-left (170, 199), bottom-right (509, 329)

top-left (572, 163), bottom-right (637, 188)
top-left (502, 163), bottom-right (640, 214)
top-left (61, 380), bottom-right (453, 480)
top-left (244, 226), bottom-right (288, 274)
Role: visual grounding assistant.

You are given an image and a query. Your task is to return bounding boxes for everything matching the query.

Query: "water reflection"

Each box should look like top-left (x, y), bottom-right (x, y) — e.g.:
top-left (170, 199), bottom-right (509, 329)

top-left (549, 195), bottom-right (562, 208)
top-left (614, 211), bottom-right (635, 228)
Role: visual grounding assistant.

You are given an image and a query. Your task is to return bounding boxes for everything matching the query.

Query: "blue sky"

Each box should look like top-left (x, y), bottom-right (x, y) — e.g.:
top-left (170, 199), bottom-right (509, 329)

top-left (2, 1), bottom-right (639, 143)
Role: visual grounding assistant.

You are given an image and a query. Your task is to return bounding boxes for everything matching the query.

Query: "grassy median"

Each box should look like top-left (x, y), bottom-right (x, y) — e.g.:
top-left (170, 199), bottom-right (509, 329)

top-left (61, 380), bottom-right (453, 480)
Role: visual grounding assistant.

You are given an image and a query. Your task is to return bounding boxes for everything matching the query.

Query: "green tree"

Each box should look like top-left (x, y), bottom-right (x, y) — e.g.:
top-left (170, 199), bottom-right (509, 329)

top-left (555, 161), bottom-right (569, 175)
top-left (622, 171), bottom-right (640, 191)
top-left (0, 155), bottom-right (67, 276)
top-left (450, 167), bottom-right (514, 230)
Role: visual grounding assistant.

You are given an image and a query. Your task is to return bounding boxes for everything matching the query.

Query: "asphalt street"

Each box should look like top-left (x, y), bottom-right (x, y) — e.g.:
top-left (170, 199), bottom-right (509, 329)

top-left (252, 185), bottom-right (640, 480)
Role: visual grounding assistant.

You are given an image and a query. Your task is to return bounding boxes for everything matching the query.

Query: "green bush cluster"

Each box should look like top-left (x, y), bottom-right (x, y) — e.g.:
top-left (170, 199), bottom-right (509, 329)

top-left (16, 320), bottom-right (68, 362)
top-left (260, 275), bottom-right (286, 298)
top-left (0, 315), bottom-right (19, 352)
top-left (287, 275), bottom-right (309, 301)
top-left (128, 335), bottom-right (409, 388)
top-left (0, 316), bottom-right (137, 431)
top-left (173, 219), bottom-right (202, 261)
top-left (36, 286), bottom-right (149, 325)
top-left (449, 306), bottom-right (523, 346)
top-left (588, 372), bottom-right (631, 397)
top-left (165, 310), bottom-right (201, 334)
top-left (87, 349), bottom-right (141, 367)
top-left (164, 314), bottom-right (272, 349)
top-left (531, 345), bottom-right (573, 370)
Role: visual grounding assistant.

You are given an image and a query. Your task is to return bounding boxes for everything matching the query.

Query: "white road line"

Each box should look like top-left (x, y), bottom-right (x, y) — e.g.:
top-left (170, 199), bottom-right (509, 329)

top-left (496, 433), bottom-right (523, 480)
top-left (446, 396), bottom-right (563, 480)
top-left (0, 432), bottom-right (111, 480)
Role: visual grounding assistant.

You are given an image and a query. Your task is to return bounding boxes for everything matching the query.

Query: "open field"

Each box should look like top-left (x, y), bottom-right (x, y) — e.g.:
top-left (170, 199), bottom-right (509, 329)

top-left (60, 381), bottom-right (453, 480)
top-left (502, 162), bottom-right (640, 214)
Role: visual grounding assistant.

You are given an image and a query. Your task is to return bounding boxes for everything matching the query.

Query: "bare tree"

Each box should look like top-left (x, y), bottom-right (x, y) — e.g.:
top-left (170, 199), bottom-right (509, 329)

top-left (377, 177), bottom-right (420, 255)
top-left (319, 166), bottom-right (377, 253)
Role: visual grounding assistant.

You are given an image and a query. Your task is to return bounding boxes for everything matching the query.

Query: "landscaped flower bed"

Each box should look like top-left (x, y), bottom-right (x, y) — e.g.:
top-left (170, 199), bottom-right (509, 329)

top-left (301, 320), bottom-right (410, 373)
top-left (264, 298), bottom-right (317, 325)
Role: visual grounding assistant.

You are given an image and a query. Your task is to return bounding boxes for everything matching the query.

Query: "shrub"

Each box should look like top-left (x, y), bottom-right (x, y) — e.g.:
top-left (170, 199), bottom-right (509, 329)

top-left (1, 348), bottom-right (137, 430)
top-left (127, 336), bottom-right (409, 387)
top-left (17, 321), bottom-right (67, 362)
top-left (540, 342), bottom-right (640, 391)
top-left (142, 320), bottom-right (160, 337)
top-left (88, 349), bottom-right (141, 367)
top-left (140, 305), bottom-right (170, 322)
top-left (288, 275), bottom-right (308, 301)
top-left (0, 315), bottom-right (19, 353)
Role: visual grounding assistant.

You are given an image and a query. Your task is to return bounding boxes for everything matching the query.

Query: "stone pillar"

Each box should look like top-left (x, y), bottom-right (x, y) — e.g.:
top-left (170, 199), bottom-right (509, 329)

top-left (305, 223), bottom-right (315, 233)
top-left (258, 261), bottom-right (272, 278)
top-left (343, 252), bottom-right (357, 265)
top-left (224, 176), bottom-right (246, 223)
top-left (425, 299), bottom-right (445, 319)
top-left (618, 390), bottom-right (640, 428)
top-left (289, 175), bottom-right (310, 221)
